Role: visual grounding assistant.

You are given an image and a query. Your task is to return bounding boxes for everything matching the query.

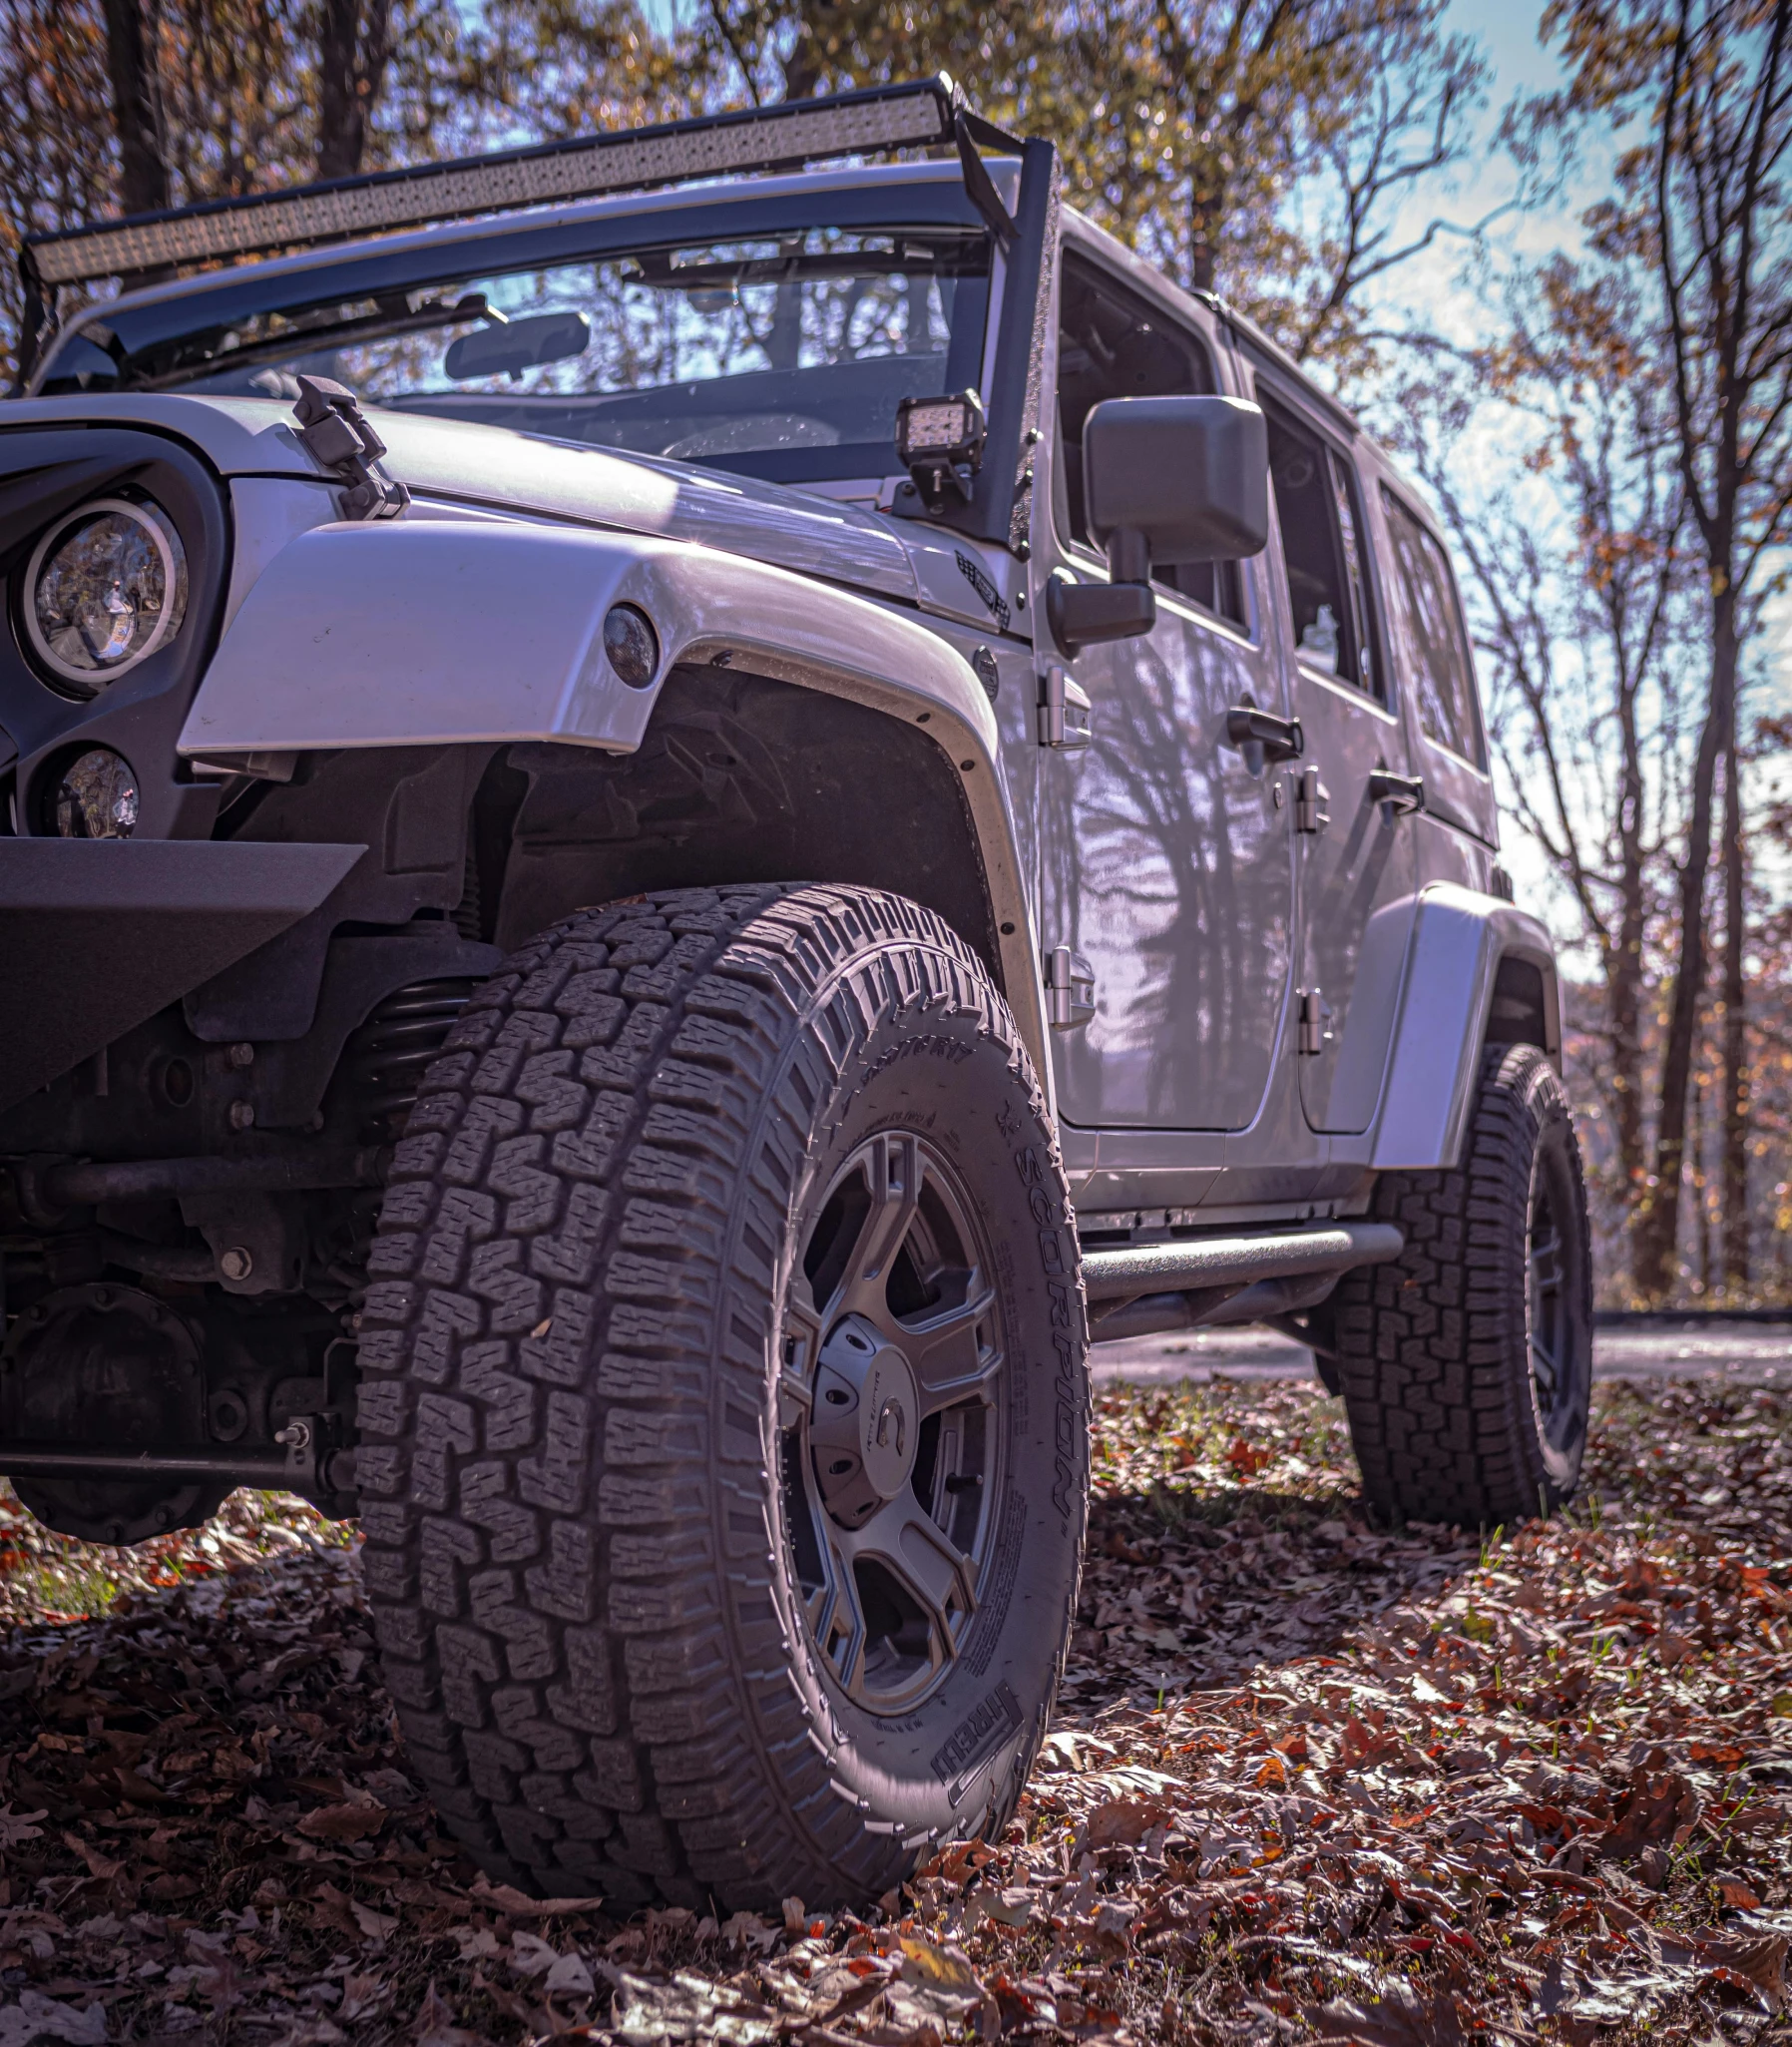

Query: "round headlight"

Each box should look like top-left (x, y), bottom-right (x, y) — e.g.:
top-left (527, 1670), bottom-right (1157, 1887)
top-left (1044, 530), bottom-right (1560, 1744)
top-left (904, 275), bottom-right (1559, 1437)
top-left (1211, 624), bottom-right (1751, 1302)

top-left (24, 496), bottom-right (188, 698)
top-left (50, 749), bottom-right (140, 839)
top-left (603, 604), bottom-right (660, 690)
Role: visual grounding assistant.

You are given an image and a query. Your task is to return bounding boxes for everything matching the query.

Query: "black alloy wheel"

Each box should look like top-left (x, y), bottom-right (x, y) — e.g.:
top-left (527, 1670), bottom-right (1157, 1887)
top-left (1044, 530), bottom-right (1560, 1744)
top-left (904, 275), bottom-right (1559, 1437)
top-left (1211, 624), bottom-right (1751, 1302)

top-left (1526, 1145), bottom-right (1589, 1465)
top-left (782, 1132), bottom-right (1009, 1716)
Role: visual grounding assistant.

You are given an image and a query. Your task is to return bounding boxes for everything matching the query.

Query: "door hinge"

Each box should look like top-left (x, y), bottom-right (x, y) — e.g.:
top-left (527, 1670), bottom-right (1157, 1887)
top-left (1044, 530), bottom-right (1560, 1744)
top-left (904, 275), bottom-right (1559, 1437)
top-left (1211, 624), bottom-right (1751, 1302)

top-left (1038, 665), bottom-right (1093, 750)
top-left (1297, 988), bottom-right (1328, 1056)
top-left (1045, 945), bottom-right (1096, 1029)
top-left (1295, 765), bottom-right (1330, 834)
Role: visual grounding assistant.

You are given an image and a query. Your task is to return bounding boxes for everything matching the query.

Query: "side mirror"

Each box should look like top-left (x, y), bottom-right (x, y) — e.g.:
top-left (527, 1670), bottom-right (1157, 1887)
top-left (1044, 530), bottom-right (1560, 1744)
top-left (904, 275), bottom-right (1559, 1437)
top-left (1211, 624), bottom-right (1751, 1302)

top-left (1050, 395), bottom-right (1270, 656)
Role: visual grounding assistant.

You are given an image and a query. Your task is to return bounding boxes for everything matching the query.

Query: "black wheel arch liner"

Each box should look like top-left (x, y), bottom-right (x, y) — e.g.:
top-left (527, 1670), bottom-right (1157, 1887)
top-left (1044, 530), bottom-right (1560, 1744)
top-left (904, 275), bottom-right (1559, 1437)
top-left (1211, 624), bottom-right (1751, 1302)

top-left (1, 665), bottom-right (1006, 1120)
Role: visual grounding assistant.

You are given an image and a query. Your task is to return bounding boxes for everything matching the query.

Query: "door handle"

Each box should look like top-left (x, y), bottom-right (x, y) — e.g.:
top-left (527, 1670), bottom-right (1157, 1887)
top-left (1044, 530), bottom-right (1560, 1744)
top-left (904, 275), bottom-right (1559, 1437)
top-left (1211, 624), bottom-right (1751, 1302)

top-left (1367, 769), bottom-right (1425, 816)
top-left (1225, 705), bottom-right (1304, 763)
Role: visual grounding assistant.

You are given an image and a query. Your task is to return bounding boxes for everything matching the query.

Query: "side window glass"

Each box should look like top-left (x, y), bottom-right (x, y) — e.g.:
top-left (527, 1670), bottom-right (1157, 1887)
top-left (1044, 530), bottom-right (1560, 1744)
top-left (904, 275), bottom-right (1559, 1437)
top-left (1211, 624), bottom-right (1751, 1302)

top-left (1264, 403), bottom-right (1380, 699)
top-left (1054, 254), bottom-right (1247, 630)
top-left (1382, 489), bottom-right (1484, 765)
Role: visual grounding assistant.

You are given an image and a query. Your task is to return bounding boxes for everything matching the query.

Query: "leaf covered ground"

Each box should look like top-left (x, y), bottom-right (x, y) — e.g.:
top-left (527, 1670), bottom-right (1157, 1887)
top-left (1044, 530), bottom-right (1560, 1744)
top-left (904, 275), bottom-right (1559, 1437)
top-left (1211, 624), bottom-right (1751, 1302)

top-left (2, 1372), bottom-right (1791, 2046)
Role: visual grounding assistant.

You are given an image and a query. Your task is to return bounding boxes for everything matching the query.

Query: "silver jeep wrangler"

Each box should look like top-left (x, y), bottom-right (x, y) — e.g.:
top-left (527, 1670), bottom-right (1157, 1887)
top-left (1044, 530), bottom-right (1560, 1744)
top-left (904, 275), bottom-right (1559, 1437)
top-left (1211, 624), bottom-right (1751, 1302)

top-left (0, 80), bottom-right (1591, 1909)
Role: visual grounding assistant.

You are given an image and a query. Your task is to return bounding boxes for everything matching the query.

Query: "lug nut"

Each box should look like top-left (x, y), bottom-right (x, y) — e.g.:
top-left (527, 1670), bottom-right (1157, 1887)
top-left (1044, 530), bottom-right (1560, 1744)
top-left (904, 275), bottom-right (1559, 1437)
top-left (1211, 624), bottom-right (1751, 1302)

top-left (228, 1100), bottom-right (255, 1131)
top-left (219, 1246), bottom-right (254, 1281)
top-left (227, 1042), bottom-right (255, 1069)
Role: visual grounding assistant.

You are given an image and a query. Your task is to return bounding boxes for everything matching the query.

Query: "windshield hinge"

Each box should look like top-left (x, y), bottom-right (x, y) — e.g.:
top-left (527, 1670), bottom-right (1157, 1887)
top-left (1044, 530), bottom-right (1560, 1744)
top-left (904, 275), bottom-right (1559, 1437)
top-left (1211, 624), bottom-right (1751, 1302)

top-left (291, 375), bottom-right (409, 521)
top-left (954, 112), bottom-right (1017, 252)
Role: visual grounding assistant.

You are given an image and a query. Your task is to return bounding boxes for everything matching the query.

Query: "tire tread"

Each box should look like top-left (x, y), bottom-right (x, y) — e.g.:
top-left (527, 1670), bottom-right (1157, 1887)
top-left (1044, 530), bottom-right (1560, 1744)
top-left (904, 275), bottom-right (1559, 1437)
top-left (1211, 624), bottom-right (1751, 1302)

top-left (1331, 1042), bottom-right (1591, 1529)
top-left (358, 883), bottom-right (1072, 1907)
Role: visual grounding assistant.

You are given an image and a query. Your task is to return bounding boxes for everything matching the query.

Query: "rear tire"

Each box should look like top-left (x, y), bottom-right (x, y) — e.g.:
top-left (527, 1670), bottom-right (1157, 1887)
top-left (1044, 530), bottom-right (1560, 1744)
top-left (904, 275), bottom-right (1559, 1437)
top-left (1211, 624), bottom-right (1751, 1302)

top-left (1331, 1042), bottom-right (1592, 1529)
top-left (355, 883), bottom-right (1088, 1909)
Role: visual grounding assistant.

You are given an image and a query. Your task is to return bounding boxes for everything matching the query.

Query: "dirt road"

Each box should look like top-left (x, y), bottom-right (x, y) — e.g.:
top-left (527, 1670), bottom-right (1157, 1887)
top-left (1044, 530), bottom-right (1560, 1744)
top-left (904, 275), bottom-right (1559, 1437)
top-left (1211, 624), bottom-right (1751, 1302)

top-left (1093, 1315), bottom-right (1792, 1385)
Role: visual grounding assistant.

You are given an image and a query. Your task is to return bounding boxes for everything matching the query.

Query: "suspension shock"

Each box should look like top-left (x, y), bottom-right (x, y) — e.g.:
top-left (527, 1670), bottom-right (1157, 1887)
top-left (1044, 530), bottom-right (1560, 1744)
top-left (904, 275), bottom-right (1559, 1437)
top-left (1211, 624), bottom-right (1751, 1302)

top-left (346, 978), bottom-right (476, 1140)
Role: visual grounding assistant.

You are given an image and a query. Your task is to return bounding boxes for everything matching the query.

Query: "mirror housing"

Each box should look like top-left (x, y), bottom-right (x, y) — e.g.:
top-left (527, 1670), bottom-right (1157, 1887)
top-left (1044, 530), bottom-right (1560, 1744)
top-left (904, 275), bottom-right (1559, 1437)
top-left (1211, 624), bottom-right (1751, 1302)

top-left (1047, 576), bottom-right (1155, 656)
top-left (1048, 395), bottom-right (1270, 657)
top-left (1086, 394), bottom-right (1270, 568)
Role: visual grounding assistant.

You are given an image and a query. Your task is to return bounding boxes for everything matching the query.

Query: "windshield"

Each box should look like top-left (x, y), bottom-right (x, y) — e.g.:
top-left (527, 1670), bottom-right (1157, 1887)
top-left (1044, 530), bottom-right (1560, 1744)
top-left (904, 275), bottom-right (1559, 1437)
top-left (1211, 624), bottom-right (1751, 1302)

top-left (39, 225), bottom-right (992, 485)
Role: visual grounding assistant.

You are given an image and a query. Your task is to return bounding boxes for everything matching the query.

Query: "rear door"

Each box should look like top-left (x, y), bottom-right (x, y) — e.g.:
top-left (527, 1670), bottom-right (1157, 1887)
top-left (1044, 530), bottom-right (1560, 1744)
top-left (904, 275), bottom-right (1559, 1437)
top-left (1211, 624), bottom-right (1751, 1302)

top-left (1037, 250), bottom-right (1294, 1132)
top-left (1258, 393), bottom-right (1419, 1134)
top-left (1377, 480), bottom-right (1497, 851)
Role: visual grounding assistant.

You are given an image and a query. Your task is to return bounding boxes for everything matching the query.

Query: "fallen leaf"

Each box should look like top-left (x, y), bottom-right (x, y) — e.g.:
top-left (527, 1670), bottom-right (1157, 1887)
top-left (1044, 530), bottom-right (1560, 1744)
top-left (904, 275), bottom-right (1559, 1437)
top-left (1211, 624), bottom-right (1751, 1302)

top-left (468, 1873), bottom-right (605, 1918)
top-left (544, 1951), bottom-right (596, 1999)
top-left (899, 1934), bottom-right (987, 2018)
top-left (352, 1899), bottom-right (399, 1941)
top-left (298, 1800), bottom-right (387, 1841)
top-left (0, 1804), bottom-right (47, 1848)
top-left (1082, 1795), bottom-right (1172, 1848)
top-left (0, 1992), bottom-right (108, 2046)
top-left (509, 1930), bottom-right (559, 1978)
top-left (1599, 1769), bottom-right (1699, 1857)
top-left (339, 1971), bottom-right (391, 2022)
top-left (412, 1979), bottom-right (489, 2047)
top-left (1307, 1982), bottom-right (1469, 2047)
top-left (1698, 1931), bottom-right (1789, 2014)
top-left (59, 1832), bottom-right (121, 1881)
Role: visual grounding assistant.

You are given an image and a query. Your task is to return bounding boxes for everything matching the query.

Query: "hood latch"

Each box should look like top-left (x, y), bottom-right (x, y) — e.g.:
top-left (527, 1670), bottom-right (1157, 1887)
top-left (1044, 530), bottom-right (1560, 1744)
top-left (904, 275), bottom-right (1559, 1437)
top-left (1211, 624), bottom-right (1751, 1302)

top-left (291, 375), bottom-right (409, 521)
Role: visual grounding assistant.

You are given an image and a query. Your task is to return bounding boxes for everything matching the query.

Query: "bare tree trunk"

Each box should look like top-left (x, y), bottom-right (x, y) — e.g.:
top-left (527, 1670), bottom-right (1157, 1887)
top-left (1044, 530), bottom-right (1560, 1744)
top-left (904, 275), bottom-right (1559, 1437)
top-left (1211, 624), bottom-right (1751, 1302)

top-left (1188, 161), bottom-right (1224, 294)
top-left (102, 0), bottom-right (170, 215)
top-left (1722, 727), bottom-right (1749, 1291)
top-left (1634, 586), bottom-right (1738, 1301)
top-left (317, 0), bottom-right (394, 181)
top-left (1693, 1058), bottom-right (1710, 1295)
top-left (1611, 692), bottom-right (1648, 1284)
top-left (780, 2), bottom-right (826, 100)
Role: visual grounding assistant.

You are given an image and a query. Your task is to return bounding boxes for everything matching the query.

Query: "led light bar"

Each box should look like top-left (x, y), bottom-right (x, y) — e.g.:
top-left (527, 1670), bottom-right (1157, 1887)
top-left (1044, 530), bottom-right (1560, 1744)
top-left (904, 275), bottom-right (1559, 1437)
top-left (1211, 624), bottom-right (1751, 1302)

top-left (27, 78), bottom-right (961, 289)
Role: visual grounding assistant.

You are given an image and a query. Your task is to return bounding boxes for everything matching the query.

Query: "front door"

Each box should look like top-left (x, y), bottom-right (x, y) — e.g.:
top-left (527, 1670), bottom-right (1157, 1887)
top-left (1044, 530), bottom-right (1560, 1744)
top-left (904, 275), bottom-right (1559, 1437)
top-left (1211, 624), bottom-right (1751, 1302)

top-left (1038, 252), bottom-right (1294, 1132)
top-left (1259, 397), bottom-right (1418, 1134)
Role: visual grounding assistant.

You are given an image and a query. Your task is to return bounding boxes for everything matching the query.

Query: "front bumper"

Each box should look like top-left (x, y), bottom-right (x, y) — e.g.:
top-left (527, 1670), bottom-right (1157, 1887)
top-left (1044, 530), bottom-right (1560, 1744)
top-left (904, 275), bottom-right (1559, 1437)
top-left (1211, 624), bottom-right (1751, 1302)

top-left (0, 837), bottom-right (363, 1109)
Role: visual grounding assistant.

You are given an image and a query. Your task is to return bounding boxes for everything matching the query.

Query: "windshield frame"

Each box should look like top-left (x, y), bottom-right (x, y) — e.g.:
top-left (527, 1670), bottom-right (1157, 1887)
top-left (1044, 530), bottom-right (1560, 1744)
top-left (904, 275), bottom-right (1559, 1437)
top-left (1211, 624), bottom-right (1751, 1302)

top-left (28, 155), bottom-right (1055, 553)
top-left (34, 181), bottom-right (1000, 480)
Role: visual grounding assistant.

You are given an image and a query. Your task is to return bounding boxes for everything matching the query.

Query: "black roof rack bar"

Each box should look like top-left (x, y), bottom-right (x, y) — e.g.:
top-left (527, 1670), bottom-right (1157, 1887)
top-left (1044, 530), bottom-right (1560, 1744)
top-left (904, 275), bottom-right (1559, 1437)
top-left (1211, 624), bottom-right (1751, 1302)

top-left (26, 76), bottom-right (999, 291)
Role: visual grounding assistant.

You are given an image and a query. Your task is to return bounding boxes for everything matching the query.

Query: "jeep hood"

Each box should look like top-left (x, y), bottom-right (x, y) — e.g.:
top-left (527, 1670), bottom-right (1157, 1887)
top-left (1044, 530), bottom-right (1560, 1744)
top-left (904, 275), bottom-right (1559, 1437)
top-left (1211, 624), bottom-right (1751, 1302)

top-left (0, 391), bottom-right (921, 606)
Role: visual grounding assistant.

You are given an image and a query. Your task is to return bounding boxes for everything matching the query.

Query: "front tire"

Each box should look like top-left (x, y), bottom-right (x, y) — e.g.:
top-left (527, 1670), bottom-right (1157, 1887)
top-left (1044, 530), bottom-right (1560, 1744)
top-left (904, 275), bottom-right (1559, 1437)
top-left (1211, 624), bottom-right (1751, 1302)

top-left (355, 884), bottom-right (1088, 1909)
top-left (1331, 1042), bottom-right (1592, 1529)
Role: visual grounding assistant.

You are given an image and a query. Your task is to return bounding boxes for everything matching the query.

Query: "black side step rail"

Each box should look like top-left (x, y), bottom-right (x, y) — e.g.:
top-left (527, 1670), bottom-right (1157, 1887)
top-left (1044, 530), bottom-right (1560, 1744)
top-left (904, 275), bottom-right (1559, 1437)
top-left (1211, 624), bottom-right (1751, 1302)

top-left (1081, 1221), bottom-right (1403, 1344)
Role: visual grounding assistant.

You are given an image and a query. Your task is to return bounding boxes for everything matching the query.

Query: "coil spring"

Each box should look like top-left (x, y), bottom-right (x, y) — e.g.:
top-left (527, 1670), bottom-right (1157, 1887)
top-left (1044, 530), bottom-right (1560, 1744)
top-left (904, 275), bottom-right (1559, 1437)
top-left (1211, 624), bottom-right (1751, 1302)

top-left (348, 978), bottom-right (475, 1138)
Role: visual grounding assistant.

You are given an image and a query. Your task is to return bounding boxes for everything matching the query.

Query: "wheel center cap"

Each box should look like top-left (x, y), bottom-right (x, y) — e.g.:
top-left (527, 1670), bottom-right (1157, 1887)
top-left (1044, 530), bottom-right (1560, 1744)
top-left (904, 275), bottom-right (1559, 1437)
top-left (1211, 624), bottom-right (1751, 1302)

top-left (811, 1315), bottom-right (920, 1524)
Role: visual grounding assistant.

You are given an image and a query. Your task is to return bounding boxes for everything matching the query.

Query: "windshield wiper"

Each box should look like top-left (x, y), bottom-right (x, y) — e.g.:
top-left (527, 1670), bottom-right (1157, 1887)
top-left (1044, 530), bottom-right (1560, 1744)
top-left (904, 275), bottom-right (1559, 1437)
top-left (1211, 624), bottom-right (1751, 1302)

top-left (129, 291), bottom-right (495, 392)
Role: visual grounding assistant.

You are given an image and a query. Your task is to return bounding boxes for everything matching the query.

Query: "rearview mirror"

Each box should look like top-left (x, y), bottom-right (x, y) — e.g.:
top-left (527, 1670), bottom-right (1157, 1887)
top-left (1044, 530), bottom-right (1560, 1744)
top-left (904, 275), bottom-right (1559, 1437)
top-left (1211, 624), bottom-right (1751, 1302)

top-left (444, 309), bottom-right (591, 382)
top-left (1049, 395), bottom-right (1270, 656)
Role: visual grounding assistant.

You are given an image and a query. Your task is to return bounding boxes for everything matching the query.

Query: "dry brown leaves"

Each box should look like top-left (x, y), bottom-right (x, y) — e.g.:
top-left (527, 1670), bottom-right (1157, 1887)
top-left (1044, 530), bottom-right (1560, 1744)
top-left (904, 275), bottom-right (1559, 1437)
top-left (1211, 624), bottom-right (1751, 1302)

top-left (1, 1373), bottom-right (1790, 2046)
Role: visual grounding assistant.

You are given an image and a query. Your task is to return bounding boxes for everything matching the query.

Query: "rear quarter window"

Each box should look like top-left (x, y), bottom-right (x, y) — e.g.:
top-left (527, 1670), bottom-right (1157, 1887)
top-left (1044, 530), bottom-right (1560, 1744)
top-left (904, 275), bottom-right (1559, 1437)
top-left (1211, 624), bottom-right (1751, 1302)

top-left (1381, 488), bottom-right (1484, 767)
